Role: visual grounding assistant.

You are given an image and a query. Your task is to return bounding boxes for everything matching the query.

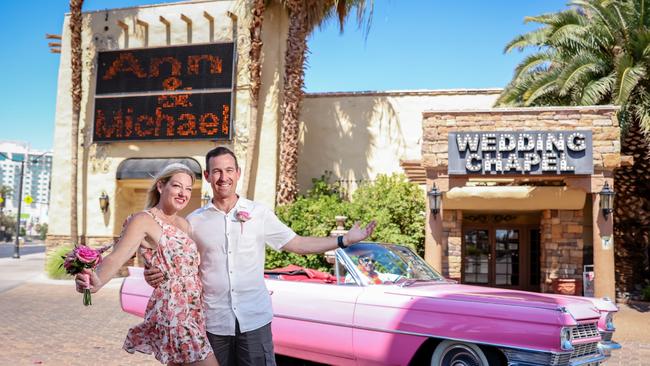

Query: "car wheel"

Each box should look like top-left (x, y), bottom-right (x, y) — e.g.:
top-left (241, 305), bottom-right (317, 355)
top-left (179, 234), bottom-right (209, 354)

top-left (430, 340), bottom-right (490, 366)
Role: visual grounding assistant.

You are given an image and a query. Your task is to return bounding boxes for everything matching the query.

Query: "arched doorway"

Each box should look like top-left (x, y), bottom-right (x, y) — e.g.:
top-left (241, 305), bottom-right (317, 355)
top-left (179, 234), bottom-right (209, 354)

top-left (114, 158), bottom-right (203, 236)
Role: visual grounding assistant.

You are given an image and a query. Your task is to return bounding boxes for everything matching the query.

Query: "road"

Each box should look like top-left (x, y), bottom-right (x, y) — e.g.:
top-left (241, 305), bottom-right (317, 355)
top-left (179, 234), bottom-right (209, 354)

top-left (0, 242), bottom-right (46, 258)
top-left (0, 243), bottom-right (46, 293)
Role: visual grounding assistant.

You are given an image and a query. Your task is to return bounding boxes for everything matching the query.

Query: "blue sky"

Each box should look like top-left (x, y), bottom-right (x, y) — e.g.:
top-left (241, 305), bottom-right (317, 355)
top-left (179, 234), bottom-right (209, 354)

top-left (0, 0), bottom-right (567, 150)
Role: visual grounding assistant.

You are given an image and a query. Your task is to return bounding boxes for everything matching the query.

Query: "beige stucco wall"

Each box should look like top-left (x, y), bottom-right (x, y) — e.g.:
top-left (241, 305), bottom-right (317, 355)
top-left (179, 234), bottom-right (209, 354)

top-left (48, 0), bottom-right (287, 242)
top-left (298, 90), bottom-right (500, 192)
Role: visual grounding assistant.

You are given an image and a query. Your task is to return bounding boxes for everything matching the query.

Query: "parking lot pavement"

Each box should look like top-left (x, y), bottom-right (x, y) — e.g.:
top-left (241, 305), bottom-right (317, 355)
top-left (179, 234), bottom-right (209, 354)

top-left (0, 281), bottom-right (158, 366)
top-left (606, 301), bottom-right (650, 366)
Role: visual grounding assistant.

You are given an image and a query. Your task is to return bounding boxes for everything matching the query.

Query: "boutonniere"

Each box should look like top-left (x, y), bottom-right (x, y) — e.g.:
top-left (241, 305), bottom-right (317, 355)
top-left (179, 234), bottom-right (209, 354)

top-left (235, 210), bottom-right (251, 233)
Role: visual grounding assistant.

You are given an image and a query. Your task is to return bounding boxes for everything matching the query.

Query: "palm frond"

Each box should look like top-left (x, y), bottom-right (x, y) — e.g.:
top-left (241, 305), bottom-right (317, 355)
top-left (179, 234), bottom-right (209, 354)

top-left (504, 28), bottom-right (552, 53)
top-left (512, 52), bottom-right (554, 80)
top-left (525, 9), bottom-right (583, 28)
top-left (548, 23), bottom-right (591, 52)
top-left (579, 73), bottom-right (616, 105)
top-left (614, 54), bottom-right (647, 104)
top-left (632, 29), bottom-right (650, 59)
top-left (496, 73), bottom-right (538, 107)
top-left (523, 70), bottom-right (562, 106)
top-left (629, 88), bottom-right (650, 136)
top-left (571, 0), bottom-right (616, 41)
top-left (558, 53), bottom-right (606, 96)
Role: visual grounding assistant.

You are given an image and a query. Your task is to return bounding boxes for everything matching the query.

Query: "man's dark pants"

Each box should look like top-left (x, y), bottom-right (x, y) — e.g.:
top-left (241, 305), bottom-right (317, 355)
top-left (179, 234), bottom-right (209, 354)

top-left (207, 321), bottom-right (276, 366)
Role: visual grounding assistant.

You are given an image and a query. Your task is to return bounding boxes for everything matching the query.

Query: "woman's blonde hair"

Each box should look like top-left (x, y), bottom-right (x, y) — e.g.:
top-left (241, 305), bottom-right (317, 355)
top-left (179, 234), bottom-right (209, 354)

top-left (145, 163), bottom-right (196, 209)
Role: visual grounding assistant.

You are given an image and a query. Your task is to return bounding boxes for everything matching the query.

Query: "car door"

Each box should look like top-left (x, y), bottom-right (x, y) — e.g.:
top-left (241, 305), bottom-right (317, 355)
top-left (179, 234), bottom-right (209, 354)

top-left (353, 288), bottom-right (427, 366)
top-left (267, 277), bottom-right (363, 363)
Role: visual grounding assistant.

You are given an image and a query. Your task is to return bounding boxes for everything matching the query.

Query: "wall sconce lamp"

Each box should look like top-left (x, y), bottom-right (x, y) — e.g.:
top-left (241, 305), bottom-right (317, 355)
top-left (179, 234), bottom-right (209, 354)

top-left (427, 184), bottom-right (442, 218)
top-left (99, 191), bottom-right (110, 213)
top-left (599, 182), bottom-right (615, 220)
top-left (201, 192), bottom-right (211, 207)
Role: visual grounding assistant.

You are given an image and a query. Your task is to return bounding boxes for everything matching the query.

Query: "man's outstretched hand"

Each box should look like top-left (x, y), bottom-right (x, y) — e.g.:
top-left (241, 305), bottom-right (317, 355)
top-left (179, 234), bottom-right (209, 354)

top-left (144, 266), bottom-right (165, 288)
top-left (345, 220), bottom-right (377, 245)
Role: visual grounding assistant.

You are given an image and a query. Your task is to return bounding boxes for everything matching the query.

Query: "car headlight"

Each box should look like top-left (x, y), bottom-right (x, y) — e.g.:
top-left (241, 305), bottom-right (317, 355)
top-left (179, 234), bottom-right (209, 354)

top-left (605, 312), bottom-right (615, 331)
top-left (560, 327), bottom-right (573, 351)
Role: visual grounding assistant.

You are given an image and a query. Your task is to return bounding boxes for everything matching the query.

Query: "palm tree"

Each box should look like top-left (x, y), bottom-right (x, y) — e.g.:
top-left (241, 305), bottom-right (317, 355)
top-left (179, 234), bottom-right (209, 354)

top-left (242, 0), bottom-right (266, 198)
top-left (498, 0), bottom-right (650, 295)
top-left (69, 0), bottom-right (83, 246)
top-left (497, 0), bottom-right (650, 131)
top-left (275, 0), bottom-right (372, 205)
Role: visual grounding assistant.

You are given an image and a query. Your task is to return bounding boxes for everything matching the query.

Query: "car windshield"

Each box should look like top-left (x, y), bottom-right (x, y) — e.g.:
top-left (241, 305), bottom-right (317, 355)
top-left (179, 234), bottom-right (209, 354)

top-left (342, 243), bottom-right (444, 284)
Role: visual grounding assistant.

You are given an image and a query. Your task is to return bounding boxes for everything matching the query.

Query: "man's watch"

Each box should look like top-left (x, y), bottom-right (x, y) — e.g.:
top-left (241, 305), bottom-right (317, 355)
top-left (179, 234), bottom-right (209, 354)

top-left (337, 235), bottom-right (348, 249)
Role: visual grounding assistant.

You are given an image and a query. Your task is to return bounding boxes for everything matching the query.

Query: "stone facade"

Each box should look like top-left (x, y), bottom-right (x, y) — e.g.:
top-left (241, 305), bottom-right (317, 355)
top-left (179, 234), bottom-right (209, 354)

top-left (422, 106), bottom-right (621, 170)
top-left (422, 106), bottom-right (620, 298)
top-left (540, 209), bottom-right (584, 293)
top-left (442, 210), bottom-right (462, 280)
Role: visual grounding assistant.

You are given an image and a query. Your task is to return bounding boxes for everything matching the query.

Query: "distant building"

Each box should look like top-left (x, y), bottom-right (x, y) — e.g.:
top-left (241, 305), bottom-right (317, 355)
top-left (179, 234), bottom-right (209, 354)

top-left (0, 141), bottom-right (53, 230)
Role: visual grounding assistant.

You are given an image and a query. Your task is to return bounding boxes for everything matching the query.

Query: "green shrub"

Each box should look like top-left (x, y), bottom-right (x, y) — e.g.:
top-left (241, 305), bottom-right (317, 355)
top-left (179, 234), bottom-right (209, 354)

top-left (349, 174), bottom-right (425, 256)
top-left (267, 172), bottom-right (426, 270)
top-left (46, 245), bottom-right (74, 279)
top-left (269, 173), bottom-right (348, 271)
top-left (642, 285), bottom-right (650, 302)
top-left (38, 223), bottom-right (48, 240)
top-left (0, 214), bottom-right (16, 235)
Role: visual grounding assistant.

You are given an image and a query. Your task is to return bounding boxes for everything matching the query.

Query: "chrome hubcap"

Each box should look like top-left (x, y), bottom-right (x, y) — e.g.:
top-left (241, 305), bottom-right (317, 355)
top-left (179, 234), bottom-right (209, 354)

top-left (440, 344), bottom-right (484, 366)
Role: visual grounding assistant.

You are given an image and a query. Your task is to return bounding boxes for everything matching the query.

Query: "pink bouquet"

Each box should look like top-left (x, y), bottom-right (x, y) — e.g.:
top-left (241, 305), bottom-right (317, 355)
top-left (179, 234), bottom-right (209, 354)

top-left (61, 245), bottom-right (111, 306)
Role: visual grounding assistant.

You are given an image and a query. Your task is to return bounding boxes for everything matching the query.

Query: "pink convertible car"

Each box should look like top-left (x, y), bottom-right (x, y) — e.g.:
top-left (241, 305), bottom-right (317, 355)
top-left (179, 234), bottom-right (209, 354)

top-left (120, 242), bottom-right (621, 366)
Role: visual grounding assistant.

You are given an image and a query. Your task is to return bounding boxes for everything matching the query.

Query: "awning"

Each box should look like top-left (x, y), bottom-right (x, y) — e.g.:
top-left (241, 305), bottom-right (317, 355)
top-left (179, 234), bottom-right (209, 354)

top-left (444, 186), bottom-right (586, 210)
top-left (116, 158), bottom-right (202, 180)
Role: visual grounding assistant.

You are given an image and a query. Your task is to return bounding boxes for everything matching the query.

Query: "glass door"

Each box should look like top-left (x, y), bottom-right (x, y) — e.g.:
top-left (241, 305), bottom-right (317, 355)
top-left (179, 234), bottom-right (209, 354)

top-left (463, 229), bottom-right (490, 285)
top-left (463, 227), bottom-right (523, 288)
top-left (494, 228), bottom-right (520, 287)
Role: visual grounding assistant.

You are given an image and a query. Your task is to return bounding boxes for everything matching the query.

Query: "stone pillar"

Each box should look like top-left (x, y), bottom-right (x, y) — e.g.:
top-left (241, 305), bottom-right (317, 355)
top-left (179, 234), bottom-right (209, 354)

top-left (444, 210), bottom-right (463, 280)
top-left (425, 208), bottom-right (443, 273)
top-left (592, 192), bottom-right (616, 299)
top-left (540, 209), bottom-right (584, 294)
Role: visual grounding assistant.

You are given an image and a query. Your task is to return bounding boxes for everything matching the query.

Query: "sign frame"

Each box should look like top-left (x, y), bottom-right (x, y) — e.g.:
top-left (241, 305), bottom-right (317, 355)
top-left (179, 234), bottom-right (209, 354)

top-left (92, 41), bottom-right (237, 143)
top-left (447, 130), bottom-right (594, 175)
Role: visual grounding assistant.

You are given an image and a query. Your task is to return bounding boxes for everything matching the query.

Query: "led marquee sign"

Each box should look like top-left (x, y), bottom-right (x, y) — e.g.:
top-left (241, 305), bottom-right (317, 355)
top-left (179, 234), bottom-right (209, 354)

top-left (447, 131), bottom-right (593, 175)
top-left (93, 43), bottom-right (234, 142)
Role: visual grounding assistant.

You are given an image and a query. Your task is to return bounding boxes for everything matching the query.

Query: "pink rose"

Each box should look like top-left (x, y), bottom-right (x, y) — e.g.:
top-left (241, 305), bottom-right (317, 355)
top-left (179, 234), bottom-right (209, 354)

top-left (75, 245), bottom-right (100, 264)
top-left (63, 256), bottom-right (75, 271)
top-left (236, 210), bottom-right (251, 222)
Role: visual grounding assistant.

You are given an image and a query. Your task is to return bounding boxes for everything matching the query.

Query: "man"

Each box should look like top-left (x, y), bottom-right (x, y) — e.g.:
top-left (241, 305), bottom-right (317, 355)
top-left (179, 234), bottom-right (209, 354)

top-left (145, 146), bottom-right (375, 366)
top-left (356, 253), bottom-right (383, 284)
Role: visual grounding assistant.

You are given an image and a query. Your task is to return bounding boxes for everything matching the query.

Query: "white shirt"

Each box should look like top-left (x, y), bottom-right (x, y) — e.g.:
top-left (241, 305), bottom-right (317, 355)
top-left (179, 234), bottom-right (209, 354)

top-left (187, 197), bottom-right (296, 335)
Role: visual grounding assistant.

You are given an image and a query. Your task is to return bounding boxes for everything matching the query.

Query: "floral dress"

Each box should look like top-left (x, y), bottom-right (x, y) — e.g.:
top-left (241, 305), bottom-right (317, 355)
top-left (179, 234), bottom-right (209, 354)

top-left (123, 211), bottom-right (213, 364)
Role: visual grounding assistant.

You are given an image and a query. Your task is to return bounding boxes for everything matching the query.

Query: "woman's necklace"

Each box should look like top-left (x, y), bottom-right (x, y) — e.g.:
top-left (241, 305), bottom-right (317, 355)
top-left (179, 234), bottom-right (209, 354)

top-left (153, 207), bottom-right (175, 225)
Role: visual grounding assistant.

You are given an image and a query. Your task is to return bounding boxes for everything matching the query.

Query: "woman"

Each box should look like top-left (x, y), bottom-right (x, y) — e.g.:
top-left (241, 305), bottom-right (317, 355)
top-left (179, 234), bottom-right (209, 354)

top-left (75, 163), bottom-right (219, 366)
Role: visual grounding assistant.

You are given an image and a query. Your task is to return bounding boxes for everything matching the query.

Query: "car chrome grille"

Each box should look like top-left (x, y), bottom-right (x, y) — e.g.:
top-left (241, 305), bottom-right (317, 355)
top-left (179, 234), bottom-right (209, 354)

top-left (571, 323), bottom-right (600, 339)
top-left (567, 323), bottom-right (600, 362)
top-left (502, 348), bottom-right (554, 365)
top-left (551, 352), bottom-right (571, 365)
top-left (571, 342), bottom-right (599, 359)
top-left (499, 323), bottom-right (604, 366)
